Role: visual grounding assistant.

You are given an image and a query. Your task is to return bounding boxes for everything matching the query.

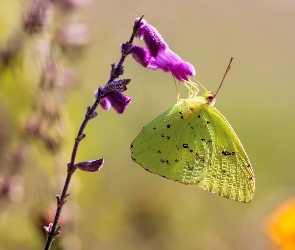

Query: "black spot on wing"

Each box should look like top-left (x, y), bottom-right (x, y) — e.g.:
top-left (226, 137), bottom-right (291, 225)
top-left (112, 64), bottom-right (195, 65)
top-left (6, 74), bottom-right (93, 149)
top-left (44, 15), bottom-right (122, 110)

top-left (221, 150), bottom-right (232, 156)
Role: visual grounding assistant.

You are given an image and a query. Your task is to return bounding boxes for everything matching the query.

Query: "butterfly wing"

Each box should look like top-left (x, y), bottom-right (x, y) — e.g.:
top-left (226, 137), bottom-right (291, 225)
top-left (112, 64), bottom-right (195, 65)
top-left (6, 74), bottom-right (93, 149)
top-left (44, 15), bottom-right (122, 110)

top-left (131, 97), bottom-right (215, 184)
top-left (131, 97), bottom-right (255, 203)
top-left (196, 104), bottom-right (255, 202)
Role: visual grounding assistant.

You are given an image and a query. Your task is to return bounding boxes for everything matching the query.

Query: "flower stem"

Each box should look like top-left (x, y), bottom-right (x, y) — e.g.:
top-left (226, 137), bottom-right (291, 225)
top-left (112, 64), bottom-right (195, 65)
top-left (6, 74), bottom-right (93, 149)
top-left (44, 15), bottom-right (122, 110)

top-left (43, 15), bottom-right (144, 250)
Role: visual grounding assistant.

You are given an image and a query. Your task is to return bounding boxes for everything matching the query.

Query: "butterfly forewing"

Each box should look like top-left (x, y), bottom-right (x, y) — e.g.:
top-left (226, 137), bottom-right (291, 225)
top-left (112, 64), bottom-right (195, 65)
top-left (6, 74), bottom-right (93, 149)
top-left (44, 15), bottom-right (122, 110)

top-left (131, 97), bottom-right (213, 184)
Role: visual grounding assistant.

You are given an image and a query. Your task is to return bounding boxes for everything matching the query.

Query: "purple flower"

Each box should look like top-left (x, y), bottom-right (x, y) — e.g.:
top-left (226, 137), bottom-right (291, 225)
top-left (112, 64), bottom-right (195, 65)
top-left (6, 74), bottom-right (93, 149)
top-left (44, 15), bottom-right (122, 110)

top-left (95, 79), bottom-right (132, 114)
top-left (129, 18), bottom-right (196, 81)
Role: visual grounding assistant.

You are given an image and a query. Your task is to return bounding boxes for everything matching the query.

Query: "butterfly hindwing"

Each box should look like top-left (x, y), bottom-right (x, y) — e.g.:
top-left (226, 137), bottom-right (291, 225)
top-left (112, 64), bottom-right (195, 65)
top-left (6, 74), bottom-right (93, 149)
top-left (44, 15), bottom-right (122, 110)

top-left (196, 104), bottom-right (255, 202)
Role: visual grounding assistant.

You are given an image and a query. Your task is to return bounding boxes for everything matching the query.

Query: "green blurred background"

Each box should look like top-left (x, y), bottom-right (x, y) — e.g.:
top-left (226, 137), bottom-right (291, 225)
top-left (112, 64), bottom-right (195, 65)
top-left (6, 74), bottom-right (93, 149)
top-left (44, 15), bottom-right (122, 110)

top-left (0, 0), bottom-right (295, 249)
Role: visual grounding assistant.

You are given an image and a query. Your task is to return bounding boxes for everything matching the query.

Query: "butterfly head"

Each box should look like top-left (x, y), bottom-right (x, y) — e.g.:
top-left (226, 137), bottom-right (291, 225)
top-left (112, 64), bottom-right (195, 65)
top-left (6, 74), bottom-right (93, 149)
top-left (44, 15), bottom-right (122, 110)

top-left (202, 91), bottom-right (216, 106)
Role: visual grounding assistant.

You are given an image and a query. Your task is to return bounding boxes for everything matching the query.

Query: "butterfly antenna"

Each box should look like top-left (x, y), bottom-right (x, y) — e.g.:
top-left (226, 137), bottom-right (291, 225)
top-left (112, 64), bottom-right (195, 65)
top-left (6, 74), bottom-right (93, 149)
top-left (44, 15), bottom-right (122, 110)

top-left (214, 57), bottom-right (233, 97)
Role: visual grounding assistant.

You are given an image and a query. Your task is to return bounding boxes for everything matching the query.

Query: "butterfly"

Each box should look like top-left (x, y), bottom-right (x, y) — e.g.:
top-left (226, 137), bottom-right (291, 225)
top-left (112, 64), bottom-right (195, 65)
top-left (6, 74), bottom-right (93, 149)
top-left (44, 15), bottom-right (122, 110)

top-left (131, 86), bottom-right (255, 203)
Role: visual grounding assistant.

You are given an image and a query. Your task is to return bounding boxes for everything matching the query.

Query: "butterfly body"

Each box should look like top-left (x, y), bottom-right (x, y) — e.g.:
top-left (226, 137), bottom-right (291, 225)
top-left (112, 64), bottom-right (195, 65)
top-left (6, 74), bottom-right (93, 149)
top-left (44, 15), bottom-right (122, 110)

top-left (131, 91), bottom-right (255, 202)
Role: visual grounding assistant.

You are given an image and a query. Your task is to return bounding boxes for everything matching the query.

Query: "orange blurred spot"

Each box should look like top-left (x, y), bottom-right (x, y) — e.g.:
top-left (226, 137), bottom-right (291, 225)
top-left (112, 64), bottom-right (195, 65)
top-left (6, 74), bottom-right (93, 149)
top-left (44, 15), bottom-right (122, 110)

top-left (265, 198), bottom-right (295, 250)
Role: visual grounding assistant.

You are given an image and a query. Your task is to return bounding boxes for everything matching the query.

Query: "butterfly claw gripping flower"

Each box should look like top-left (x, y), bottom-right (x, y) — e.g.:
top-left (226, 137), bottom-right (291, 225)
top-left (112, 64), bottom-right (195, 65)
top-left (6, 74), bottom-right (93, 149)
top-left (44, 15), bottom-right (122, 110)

top-left (128, 18), bottom-right (196, 81)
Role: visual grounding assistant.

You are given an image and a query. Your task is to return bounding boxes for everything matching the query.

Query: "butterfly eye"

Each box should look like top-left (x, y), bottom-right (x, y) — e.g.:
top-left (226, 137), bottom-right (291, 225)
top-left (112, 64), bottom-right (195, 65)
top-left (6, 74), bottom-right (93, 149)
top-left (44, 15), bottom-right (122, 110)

top-left (203, 92), bottom-right (216, 106)
top-left (208, 96), bottom-right (216, 106)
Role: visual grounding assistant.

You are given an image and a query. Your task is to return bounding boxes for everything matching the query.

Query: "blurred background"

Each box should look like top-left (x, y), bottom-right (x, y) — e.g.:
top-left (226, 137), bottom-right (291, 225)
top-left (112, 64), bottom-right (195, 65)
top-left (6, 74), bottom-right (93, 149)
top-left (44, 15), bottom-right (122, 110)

top-left (0, 0), bottom-right (294, 249)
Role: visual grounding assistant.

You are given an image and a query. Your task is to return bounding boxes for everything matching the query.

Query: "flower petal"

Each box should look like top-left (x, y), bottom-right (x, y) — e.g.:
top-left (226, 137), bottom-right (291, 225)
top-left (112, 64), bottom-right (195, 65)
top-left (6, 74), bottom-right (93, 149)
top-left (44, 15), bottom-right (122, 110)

top-left (154, 49), bottom-right (196, 81)
top-left (169, 61), bottom-right (196, 81)
top-left (99, 97), bottom-right (111, 110)
top-left (106, 91), bottom-right (132, 114)
top-left (129, 45), bottom-right (160, 70)
top-left (134, 18), bottom-right (167, 57)
top-left (129, 45), bottom-right (152, 68)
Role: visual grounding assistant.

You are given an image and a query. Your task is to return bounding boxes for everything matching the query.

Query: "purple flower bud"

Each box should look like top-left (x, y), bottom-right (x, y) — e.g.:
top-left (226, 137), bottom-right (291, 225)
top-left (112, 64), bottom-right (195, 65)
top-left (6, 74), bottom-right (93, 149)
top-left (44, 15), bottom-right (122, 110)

top-left (131, 18), bottom-right (196, 81)
top-left (75, 158), bottom-right (104, 172)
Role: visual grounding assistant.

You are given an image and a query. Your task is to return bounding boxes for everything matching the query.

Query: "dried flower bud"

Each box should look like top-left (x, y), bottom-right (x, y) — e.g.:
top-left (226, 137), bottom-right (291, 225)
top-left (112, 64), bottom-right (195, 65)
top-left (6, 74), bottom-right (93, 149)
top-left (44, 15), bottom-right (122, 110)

top-left (23, 0), bottom-right (52, 35)
top-left (75, 134), bottom-right (86, 142)
top-left (102, 79), bottom-right (131, 95)
top-left (121, 42), bottom-right (133, 56)
top-left (75, 159), bottom-right (104, 172)
top-left (110, 63), bottom-right (124, 78)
